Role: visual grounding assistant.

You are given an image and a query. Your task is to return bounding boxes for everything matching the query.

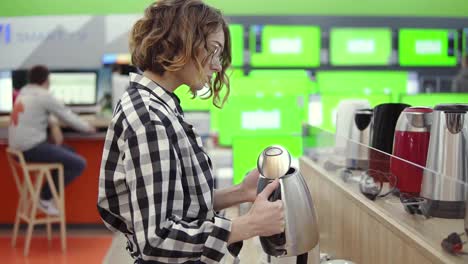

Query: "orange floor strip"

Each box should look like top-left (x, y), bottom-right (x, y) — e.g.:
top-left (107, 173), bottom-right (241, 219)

top-left (0, 235), bottom-right (113, 264)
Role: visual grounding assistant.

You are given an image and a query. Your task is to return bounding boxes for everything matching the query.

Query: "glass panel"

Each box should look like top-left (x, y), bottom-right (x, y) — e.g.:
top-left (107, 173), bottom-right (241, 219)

top-left (303, 125), bottom-right (468, 220)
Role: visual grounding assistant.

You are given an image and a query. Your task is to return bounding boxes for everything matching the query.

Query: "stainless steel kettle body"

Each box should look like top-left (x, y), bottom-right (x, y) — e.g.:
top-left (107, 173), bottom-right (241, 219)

top-left (420, 104), bottom-right (468, 219)
top-left (257, 168), bottom-right (320, 257)
top-left (345, 108), bottom-right (373, 170)
top-left (465, 195), bottom-right (468, 234)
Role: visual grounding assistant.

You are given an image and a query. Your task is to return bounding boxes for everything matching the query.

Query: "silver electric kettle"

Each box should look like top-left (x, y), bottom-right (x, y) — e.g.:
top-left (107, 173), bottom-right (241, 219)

top-left (345, 108), bottom-right (373, 170)
top-left (420, 104), bottom-right (468, 219)
top-left (465, 195), bottom-right (468, 234)
top-left (257, 145), bottom-right (319, 262)
top-left (335, 100), bottom-right (370, 157)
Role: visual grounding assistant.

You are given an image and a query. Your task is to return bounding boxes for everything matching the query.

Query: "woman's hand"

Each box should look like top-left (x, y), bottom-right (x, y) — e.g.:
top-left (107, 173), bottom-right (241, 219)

top-left (228, 179), bottom-right (285, 244)
top-left (247, 179), bottom-right (284, 237)
top-left (240, 169), bottom-right (260, 203)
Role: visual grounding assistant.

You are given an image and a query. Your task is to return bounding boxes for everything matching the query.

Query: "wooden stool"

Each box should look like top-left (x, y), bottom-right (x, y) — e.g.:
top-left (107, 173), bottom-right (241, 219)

top-left (6, 148), bottom-right (67, 256)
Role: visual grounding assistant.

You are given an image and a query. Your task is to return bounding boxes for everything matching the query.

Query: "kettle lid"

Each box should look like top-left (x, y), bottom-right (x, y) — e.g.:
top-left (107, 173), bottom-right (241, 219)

top-left (434, 104), bottom-right (468, 113)
top-left (403, 106), bottom-right (433, 113)
top-left (257, 145), bottom-right (291, 179)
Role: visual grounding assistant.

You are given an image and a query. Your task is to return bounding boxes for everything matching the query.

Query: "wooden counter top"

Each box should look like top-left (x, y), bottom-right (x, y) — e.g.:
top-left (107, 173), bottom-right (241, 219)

top-left (299, 155), bottom-right (467, 264)
top-left (0, 114), bottom-right (111, 129)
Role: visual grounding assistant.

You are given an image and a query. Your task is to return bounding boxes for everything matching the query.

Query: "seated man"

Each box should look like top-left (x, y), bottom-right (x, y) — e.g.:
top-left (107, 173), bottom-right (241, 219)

top-left (8, 65), bottom-right (96, 215)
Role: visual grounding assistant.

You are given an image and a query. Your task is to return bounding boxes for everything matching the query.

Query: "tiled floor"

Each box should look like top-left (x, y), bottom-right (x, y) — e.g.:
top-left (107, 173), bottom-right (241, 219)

top-left (0, 206), bottom-right (260, 264)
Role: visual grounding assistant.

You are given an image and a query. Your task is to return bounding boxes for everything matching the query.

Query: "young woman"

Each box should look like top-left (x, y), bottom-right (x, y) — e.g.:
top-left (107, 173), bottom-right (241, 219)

top-left (97, 1), bottom-right (284, 263)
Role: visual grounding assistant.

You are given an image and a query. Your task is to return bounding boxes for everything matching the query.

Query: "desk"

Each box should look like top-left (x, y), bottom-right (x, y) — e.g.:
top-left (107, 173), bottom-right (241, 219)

top-left (299, 156), bottom-right (467, 264)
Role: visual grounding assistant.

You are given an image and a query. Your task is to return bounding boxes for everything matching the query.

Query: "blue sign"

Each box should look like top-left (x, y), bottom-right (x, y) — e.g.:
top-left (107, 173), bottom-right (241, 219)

top-left (0, 23), bottom-right (11, 44)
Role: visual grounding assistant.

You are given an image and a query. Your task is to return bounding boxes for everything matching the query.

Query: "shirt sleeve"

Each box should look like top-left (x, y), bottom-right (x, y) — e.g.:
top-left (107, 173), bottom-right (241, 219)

top-left (42, 93), bottom-right (92, 132)
top-left (122, 121), bottom-right (233, 263)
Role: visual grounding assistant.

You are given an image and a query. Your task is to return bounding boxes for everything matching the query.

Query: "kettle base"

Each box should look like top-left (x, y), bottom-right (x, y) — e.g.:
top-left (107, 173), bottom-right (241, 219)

top-left (345, 158), bottom-right (369, 171)
top-left (421, 199), bottom-right (465, 219)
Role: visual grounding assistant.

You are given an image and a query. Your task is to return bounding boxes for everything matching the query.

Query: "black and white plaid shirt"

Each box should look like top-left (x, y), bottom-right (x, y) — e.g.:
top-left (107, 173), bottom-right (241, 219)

top-left (97, 73), bottom-right (234, 263)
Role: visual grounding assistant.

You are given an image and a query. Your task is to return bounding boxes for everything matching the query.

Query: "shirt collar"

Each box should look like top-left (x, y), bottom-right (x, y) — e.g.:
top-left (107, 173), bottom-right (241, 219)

top-left (129, 73), bottom-right (183, 116)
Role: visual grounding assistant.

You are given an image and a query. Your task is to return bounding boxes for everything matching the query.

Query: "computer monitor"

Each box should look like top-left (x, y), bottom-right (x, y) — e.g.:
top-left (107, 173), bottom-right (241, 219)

top-left (49, 71), bottom-right (98, 106)
top-left (0, 71), bottom-right (13, 114)
top-left (12, 69), bottom-right (28, 90)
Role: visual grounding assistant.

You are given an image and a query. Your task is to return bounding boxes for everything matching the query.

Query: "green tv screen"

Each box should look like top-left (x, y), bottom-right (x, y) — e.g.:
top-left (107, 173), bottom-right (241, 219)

top-left (398, 29), bottom-right (458, 66)
top-left (210, 70), bottom-right (316, 133)
top-left (175, 85), bottom-right (212, 111)
top-left (217, 94), bottom-right (304, 146)
top-left (329, 28), bottom-right (392, 66)
top-left (249, 25), bottom-right (321, 67)
top-left (229, 24), bottom-right (244, 67)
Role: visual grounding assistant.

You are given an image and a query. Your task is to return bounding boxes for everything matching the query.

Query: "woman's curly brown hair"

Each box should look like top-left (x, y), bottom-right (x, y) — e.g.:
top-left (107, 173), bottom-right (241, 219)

top-left (130, 0), bottom-right (232, 108)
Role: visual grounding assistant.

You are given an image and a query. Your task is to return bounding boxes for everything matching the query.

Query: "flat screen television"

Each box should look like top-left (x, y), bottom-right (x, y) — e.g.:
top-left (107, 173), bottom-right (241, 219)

top-left (249, 25), bottom-right (321, 67)
top-left (217, 94), bottom-right (304, 146)
top-left (0, 71), bottom-right (13, 114)
top-left (229, 24), bottom-right (244, 68)
top-left (329, 28), bottom-right (392, 66)
top-left (227, 69), bottom-right (315, 124)
top-left (49, 71), bottom-right (98, 106)
top-left (174, 85), bottom-right (213, 112)
top-left (12, 69), bottom-right (28, 90)
top-left (398, 28), bottom-right (458, 67)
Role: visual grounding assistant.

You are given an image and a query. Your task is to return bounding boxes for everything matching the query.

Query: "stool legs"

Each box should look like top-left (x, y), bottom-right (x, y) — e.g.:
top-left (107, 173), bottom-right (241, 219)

top-left (46, 217), bottom-right (52, 244)
top-left (24, 170), bottom-right (44, 256)
top-left (59, 166), bottom-right (66, 252)
top-left (11, 183), bottom-right (27, 247)
top-left (7, 149), bottom-right (67, 256)
top-left (45, 167), bottom-right (67, 252)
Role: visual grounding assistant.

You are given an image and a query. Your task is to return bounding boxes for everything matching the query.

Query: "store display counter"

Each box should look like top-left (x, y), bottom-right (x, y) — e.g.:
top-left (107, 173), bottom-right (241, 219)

top-left (0, 114), bottom-right (111, 225)
top-left (299, 155), bottom-right (467, 264)
top-left (0, 114), bottom-right (111, 130)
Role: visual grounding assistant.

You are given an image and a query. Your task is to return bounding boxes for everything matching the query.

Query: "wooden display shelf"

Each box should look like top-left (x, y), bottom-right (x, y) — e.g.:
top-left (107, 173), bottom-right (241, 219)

top-left (299, 156), bottom-right (467, 264)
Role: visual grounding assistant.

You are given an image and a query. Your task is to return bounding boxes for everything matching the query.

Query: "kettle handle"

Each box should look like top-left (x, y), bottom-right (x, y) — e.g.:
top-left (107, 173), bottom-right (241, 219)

top-left (268, 182), bottom-right (282, 202)
top-left (265, 181), bottom-right (287, 248)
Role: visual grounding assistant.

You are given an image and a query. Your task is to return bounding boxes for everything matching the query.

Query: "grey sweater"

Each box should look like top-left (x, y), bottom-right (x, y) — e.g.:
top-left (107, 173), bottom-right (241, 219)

top-left (8, 84), bottom-right (92, 151)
